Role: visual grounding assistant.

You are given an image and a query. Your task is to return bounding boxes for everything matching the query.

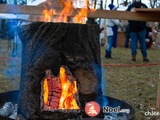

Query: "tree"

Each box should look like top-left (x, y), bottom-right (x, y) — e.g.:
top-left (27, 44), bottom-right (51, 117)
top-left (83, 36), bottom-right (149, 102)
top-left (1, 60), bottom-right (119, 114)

top-left (111, 0), bottom-right (114, 4)
top-left (120, 0), bottom-right (129, 6)
top-left (148, 0), bottom-right (158, 47)
top-left (149, 0), bottom-right (157, 8)
top-left (0, 0), bottom-right (7, 4)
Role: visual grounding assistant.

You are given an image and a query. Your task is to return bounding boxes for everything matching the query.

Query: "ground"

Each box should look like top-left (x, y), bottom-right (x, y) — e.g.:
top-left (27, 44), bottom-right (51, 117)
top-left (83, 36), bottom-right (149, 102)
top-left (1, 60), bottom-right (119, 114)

top-left (0, 39), bottom-right (160, 120)
top-left (101, 46), bottom-right (160, 120)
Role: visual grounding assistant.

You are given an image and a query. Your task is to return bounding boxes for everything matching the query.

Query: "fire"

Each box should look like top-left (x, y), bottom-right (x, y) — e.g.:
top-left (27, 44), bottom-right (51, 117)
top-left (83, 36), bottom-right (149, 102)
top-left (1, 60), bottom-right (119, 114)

top-left (42, 9), bottom-right (56, 22)
top-left (74, 8), bottom-right (87, 24)
top-left (42, 0), bottom-right (95, 24)
top-left (42, 66), bottom-right (79, 110)
top-left (54, 0), bottom-right (73, 22)
top-left (43, 78), bottom-right (48, 104)
top-left (73, 0), bottom-right (89, 24)
top-left (59, 67), bottom-right (79, 109)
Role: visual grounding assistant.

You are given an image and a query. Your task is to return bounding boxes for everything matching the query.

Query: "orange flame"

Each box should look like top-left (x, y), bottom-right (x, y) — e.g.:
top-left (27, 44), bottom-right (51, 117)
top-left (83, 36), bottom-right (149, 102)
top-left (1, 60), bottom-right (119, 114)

top-left (43, 78), bottom-right (48, 104)
top-left (54, 1), bottom-right (73, 22)
top-left (59, 67), bottom-right (79, 109)
top-left (74, 8), bottom-right (87, 24)
top-left (73, 0), bottom-right (88, 24)
top-left (42, 9), bottom-right (56, 22)
top-left (42, 0), bottom-right (95, 24)
top-left (43, 67), bottom-right (79, 110)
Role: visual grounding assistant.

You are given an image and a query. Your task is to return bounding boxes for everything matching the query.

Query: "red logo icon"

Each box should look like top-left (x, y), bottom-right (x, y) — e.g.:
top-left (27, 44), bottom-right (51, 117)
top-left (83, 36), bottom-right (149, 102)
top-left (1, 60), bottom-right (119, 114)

top-left (85, 101), bottom-right (100, 117)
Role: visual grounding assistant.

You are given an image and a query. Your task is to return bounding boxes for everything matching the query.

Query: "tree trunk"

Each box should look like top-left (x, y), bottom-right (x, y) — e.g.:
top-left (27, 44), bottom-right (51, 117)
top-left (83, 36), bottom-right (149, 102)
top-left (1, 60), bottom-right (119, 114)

top-left (17, 22), bottom-right (103, 120)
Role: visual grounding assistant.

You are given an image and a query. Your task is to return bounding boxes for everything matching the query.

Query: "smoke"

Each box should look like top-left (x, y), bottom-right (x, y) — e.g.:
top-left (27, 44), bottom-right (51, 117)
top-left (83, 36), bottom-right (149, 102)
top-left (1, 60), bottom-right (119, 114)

top-left (3, 57), bottom-right (21, 81)
top-left (91, 63), bottom-right (109, 108)
top-left (101, 67), bottom-right (109, 107)
top-left (3, 21), bottom-right (22, 81)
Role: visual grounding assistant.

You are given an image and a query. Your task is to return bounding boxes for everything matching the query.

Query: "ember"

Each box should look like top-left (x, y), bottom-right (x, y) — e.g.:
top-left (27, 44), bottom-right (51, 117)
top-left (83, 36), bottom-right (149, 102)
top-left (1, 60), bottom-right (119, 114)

top-left (42, 69), bottom-right (61, 110)
top-left (41, 66), bottom-right (79, 111)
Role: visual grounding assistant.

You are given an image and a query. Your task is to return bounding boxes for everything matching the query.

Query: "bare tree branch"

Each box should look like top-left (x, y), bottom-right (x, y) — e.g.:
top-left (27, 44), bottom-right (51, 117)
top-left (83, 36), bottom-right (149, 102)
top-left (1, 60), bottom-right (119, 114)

top-left (149, 0), bottom-right (157, 8)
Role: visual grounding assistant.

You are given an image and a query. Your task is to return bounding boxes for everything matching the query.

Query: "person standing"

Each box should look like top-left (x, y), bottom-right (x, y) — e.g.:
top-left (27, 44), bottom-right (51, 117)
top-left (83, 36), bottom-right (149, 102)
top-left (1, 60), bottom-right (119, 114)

top-left (145, 23), bottom-right (154, 49)
top-left (124, 24), bottom-right (130, 48)
top-left (105, 4), bottom-right (123, 58)
top-left (127, 0), bottom-right (149, 62)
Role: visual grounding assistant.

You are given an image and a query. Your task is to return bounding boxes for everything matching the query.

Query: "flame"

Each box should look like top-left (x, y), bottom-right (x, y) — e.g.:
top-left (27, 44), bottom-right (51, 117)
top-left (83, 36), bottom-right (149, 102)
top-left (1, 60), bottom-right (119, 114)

top-left (74, 8), bottom-right (87, 24)
top-left (54, 0), bottom-right (73, 22)
top-left (42, 9), bottom-right (56, 22)
top-left (59, 67), bottom-right (79, 109)
top-left (43, 78), bottom-right (48, 104)
top-left (74, 0), bottom-right (88, 24)
top-left (42, 67), bottom-right (79, 110)
top-left (42, 0), bottom-right (95, 24)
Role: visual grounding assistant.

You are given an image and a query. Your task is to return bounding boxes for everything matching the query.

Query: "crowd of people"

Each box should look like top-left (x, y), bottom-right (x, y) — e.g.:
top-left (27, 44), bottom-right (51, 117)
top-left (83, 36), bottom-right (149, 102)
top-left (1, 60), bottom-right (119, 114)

top-left (104, 0), bottom-right (155, 62)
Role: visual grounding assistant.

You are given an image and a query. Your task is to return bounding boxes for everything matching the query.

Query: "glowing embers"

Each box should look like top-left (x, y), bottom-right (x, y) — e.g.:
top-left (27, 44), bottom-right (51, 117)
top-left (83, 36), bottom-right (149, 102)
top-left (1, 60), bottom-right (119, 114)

top-left (41, 66), bottom-right (80, 111)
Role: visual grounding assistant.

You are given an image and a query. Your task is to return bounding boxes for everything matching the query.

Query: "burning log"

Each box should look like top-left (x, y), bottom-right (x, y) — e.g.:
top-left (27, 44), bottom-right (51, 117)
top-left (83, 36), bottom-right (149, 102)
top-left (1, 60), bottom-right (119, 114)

top-left (41, 69), bottom-right (62, 110)
top-left (17, 22), bottom-right (103, 120)
top-left (41, 66), bottom-right (80, 111)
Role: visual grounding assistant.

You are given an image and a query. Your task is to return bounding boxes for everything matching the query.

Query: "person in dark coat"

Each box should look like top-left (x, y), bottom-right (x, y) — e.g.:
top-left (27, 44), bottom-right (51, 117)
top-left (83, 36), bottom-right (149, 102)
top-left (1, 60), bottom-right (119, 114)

top-left (127, 0), bottom-right (149, 62)
top-left (124, 24), bottom-right (130, 48)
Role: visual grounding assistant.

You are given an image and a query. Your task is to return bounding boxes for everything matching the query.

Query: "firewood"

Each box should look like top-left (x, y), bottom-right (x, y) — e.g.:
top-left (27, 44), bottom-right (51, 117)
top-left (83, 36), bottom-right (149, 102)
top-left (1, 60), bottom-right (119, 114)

top-left (74, 68), bottom-right (97, 94)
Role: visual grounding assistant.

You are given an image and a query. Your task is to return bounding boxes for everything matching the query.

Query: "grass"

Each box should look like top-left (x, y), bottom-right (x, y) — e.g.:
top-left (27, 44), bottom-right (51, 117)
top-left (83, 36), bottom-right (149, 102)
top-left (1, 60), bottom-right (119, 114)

top-left (0, 39), bottom-right (20, 93)
top-left (0, 39), bottom-right (160, 119)
top-left (101, 46), bottom-right (160, 120)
